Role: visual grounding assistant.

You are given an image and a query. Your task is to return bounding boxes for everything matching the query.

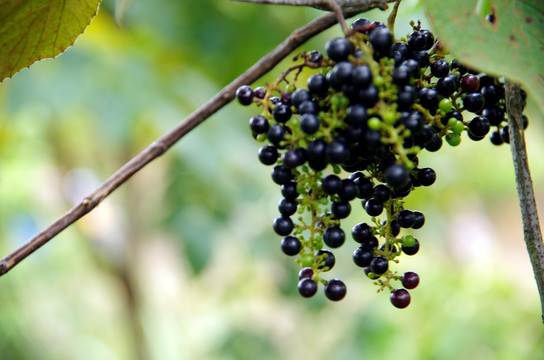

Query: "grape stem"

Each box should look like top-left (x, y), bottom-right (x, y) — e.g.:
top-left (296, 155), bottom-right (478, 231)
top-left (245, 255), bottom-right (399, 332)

top-left (0, 0), bottom-right (395, 276)
top-left (505, 81), bottom-right (544, 323)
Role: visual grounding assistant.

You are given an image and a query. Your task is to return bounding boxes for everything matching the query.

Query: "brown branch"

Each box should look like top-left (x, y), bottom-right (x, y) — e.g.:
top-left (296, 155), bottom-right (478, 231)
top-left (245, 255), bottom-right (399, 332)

top-left (0, 0), bottom-right (394, 276)
top-left (506, 81), bottom-right (544, 323)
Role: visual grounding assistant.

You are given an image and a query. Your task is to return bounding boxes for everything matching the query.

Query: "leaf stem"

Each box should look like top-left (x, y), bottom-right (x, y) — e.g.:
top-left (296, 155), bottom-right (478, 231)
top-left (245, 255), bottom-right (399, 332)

top-left (505, 81), bottom-right (544, 323)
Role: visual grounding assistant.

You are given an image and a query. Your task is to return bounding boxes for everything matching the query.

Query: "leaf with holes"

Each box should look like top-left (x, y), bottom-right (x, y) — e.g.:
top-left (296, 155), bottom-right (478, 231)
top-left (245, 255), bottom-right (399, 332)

top-left (0, 0), bottom-right (102, 82)
top-left (423, 0), bottom-right (544, 114)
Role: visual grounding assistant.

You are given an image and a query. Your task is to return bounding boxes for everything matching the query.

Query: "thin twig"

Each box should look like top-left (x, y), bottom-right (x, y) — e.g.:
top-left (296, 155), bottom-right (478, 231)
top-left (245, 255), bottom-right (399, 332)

top-left (506, 81), bottom-right (544, 323)
top-left (0, 0), bottom-right (394, 276)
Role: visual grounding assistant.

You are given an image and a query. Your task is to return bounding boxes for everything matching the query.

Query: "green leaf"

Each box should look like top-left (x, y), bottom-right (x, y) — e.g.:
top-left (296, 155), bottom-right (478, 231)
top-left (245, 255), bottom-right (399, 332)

top-left (0, 0), bottom-right (102, 82)
top-left (423, 0), bottom-right (544, 115)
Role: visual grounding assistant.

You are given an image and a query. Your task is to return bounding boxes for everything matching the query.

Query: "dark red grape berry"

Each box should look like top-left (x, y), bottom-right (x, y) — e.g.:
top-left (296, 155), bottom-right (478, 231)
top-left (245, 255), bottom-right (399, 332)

top-left (460, 74), bottom-right (480, 93)
top-left (324, 279), bottom-right (347, 301)
top-left (401, 271), bottom-right (420, 289)
top-left (298, 278), bottom-right (318, 298)
top-left (370, 256), bottom-right (389, 275)
top-left (324, 226), bottom-right (346, 248)
top-left (281, 236), bottom-right (301, 256)
top-left (390, 289), bottom-right (411, 308)
top-left (236, 85), bottom-right (254, 105)
top-left (325, 37), bottom-right (354, 62)
top-left (298, 267), bottom-right (314, 280)
top-left (273, 215), bottom-right (294, 236)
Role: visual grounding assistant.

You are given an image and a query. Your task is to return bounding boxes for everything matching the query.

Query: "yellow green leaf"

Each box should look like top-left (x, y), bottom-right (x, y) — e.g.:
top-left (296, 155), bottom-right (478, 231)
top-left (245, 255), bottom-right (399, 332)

top-left (423, 0), bottom-right (544, 115)
top-left (0, 0), bottom-right (102, 82)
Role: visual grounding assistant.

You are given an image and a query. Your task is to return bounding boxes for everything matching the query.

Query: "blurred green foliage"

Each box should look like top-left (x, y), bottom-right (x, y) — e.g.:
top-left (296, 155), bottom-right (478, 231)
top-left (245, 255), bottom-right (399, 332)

top-left (0, 0), bottom-right (543, 359)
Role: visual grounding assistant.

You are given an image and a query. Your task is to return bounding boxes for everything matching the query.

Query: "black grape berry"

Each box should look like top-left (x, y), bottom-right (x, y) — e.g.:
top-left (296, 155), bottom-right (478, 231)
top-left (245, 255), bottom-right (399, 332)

top-left (324, 226), bottom-right (346, 248)
top-left (325, 37), bottom-right (354, 62)
top-left (324, 279), bottom-right (347, 301)
top-left (273, 216), bottom-right (294, 236)
top-left (298, 278), bottom-right (318, 297)
top-left (236, 85), bottom-right (254, 105)
top-left (281, 236), bottom-right (301, 256)
top-left (370, 256), bottom-right (389, 275)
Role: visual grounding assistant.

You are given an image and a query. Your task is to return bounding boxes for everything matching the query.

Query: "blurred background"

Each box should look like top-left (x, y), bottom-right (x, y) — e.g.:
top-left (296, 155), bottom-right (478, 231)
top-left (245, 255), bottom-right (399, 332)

top-left (0, 0), bottom-right (543, 359)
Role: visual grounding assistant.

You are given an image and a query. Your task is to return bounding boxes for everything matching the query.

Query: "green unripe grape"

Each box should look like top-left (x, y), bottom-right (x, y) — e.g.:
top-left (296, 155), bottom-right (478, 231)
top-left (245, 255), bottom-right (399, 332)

top-left (402, 235), bottom-right (416, 247)
top-left (300, 254), bottom-right (314, 267)
top-left (340, 95), bottom-right (350, 108)
top-left (452, 121), bottom-right (465, 134)
top-left (447, 118), bottom-right (458, 127)
top-left (446, 133), bottom-right (461, 146)
top-left (368, 117), bottom-right (382, 131)
top-left (330, 94), bottom-right (341, 108)
top-left (439, 98), bottom-right (453, 113)
top-left (373, 75), bottom-right (385, 87)
top-left (314, 239), bottom-right (323, 251)
top-left (383, 111), bottom-right (397, 125)
top-left (286, 84), bottom-right (296, 93)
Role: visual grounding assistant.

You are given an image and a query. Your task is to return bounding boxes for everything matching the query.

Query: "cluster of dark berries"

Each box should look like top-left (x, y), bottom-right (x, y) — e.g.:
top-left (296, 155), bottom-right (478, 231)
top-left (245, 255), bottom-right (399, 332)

top-left (236, 18), bottom-right (527, 308)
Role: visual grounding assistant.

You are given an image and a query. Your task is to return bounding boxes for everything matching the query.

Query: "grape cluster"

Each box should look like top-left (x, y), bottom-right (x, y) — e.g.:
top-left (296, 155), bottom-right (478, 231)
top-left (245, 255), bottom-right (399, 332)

top-left (236, 19), bottom-right (527, 308)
